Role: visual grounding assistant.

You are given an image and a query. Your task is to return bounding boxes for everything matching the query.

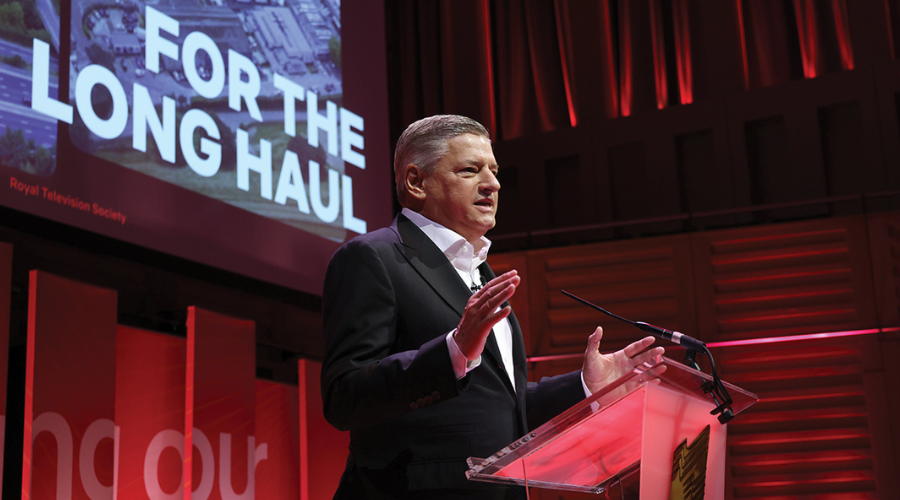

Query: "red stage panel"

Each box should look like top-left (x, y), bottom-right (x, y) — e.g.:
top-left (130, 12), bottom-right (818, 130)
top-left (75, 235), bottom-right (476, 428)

top-left (23, 271), bottom-right (117, 500)
top-left (0, 242), bottom-right (11, 492)
top-left (116, 326), bottom-right (186, 500)
top-left (299, 359), bottom-right (349, 500)
top-left (186, 307), bottom-right (256, 500)
top-left (255, 379), bottom-right (300, 500)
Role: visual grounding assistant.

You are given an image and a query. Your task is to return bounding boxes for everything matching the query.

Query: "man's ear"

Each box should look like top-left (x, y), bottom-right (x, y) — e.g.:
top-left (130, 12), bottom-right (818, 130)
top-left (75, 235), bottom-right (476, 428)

top-left (404, 164), bottom-right (427, 204)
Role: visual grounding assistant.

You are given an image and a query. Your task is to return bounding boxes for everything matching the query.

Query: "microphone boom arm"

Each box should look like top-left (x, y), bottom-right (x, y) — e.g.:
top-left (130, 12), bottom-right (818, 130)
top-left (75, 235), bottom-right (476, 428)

top-left (560, 289), bottom-right (735, 423)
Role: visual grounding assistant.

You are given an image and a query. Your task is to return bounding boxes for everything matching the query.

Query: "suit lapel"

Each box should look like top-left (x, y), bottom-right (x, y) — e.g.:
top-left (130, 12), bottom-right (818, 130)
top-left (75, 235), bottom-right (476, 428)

top-left (394, 216), bottom-right (517, 393)
top-left (393, 215), bottom-right (471, 315)
top-left (480, 263), bottom-right (528, 400)
top-left (483, 262), bottom-right (529, 428)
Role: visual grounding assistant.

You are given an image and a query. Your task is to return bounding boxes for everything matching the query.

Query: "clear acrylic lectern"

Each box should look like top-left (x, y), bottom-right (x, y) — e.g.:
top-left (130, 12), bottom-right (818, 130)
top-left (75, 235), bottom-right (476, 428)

top-left (466, 356), bottom-right (758, 499)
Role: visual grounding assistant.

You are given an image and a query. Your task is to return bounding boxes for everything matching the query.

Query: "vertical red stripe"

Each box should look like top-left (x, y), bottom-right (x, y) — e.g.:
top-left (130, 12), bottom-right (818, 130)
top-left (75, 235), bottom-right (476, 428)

top-left (439, 0), bottom-right (456, 111)
top-left (480, 0), bottom-right (497, 135)
top-left (736, 0), bottom-right (751, 90)
top-left (673, 0), bottom-right (693, 104)
top-left (116, 326), bottom-right (186, 500)
top-left (21, 273), bottom-right (37, 500)
top-left (187, 308), bottom-right (256, 500)
top-left (499, 2), bottom-right (525, 138)
top-left (649, 0), bottom-right (668, 109)
top-left (884, 0), bottom-right (896, 60)
top-left (554, 0), bottom-right (578, 127)
top-left (298, 360), bottom-right (309, 500)
top-left (524, 2), bottom-right (554, 131)
top-left (23, 272), bottom-right (117, 500)
top-left (805, 0), bottom-right (818, 77)
top-left (793, 0), bottom-right (818, 79)
top-left (0, 243), bottom-right (9, 492)
top-left (255, 380), bottom-right (300, 500)
top-left (600, 0), bottom-right (619, 118)
top-left (619, 0), bottom-right (633, 117)
top-left (300, 359), bottom-right (349, 498)
top-left (831, 0), bottom-right (855, 70)
top-left (184, 308), bottom-right (196, 500)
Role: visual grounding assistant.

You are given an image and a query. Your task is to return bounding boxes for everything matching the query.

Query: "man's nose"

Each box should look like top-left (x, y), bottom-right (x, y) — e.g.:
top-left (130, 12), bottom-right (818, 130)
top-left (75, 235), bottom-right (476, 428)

top-left (480, 169), bottom-right (501, 192)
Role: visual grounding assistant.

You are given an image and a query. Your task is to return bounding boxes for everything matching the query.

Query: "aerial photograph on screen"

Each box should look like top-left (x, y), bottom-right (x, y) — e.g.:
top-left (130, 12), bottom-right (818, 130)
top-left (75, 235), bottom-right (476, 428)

top-left (68, 0), bottom-right (348, 240)
top-left (0, 0), bottom-right (59, 177)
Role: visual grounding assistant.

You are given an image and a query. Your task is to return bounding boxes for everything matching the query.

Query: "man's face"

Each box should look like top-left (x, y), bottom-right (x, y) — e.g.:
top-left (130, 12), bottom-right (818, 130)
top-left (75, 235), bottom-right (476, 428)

top-left (419, 133), bottom-right (500, 243)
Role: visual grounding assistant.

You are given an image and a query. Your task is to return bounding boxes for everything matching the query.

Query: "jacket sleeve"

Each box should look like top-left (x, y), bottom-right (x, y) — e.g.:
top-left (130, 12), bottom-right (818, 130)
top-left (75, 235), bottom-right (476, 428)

top-left (524, 370), bottom-right (586, 430)
top-left (320, 238), bottom-right (463, 432)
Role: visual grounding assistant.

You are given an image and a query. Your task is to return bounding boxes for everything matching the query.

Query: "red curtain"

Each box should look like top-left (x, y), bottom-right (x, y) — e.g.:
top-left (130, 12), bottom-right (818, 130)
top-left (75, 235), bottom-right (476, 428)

top-left (385, 0), bottom-right (858, 140)
top-left (831, 0), bottom-right (855, 70)
top-left (494, 1), bottom-right (571, 139)
top-left (554, 0), bottom-right (579, 127)
top-left (649, 0), bottom-right (669, 109)
top-left (793, 0), bottom-right (820, 78)
top-left (386, 0), bottom-right (497, 137)
top-left (672, 0), bottom-right (693, 105)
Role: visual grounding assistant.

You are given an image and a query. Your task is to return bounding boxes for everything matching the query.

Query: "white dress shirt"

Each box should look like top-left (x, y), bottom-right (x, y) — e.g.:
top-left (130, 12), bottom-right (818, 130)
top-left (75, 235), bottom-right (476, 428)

top-left (401, 208), bottom-right (517, 390)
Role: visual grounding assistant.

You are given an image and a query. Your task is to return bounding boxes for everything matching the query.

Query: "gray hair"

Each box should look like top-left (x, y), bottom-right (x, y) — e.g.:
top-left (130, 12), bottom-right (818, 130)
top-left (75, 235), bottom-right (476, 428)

top-left (393, 115), bottom-right (490, 206)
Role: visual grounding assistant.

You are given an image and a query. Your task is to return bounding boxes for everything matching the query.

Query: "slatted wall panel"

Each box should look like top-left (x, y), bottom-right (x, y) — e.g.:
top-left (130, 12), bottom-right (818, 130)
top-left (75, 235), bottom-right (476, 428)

top-left (491, 213), bottom-right (899, 499)
top-left (712, 333), bottom-right (896, 499)
top-left (864, 212), bottom-right (900, 490)
top-left (692, 217), bottom-right (878, 341)
top-left (866, 212), bottom-right (900, 327)
top-left (885, 216), bottom-right (900, 323)
top-left (520, 235), bottom-right (697, 380)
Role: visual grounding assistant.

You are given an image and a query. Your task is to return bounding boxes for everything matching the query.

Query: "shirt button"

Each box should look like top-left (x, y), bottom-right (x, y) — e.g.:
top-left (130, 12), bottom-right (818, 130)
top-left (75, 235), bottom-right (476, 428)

top-left (417, 398), bottom-right (426, 407)
top-left (432, 391), bottom-right (441, 400)
top-left (424, 396), bottom-right (433, 404)
top-left (409, 402), bottom-right (418, 410)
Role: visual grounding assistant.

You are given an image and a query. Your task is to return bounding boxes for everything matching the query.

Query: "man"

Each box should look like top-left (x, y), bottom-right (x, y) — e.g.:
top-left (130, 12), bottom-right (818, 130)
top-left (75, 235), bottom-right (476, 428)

top-left (321, 115), bottom-right (663, 499)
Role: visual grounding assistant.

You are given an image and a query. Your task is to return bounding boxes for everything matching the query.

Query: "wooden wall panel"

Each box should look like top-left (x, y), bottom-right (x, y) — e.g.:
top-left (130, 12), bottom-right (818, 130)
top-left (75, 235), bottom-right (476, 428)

top-left (524, 234), bottom-right (697, 358)
top-left (867, 212), bottom-right (900, 327)
top-left (494, 212), bottom-right (900, 498)
top-left (712, 333), bottom-right (896, 499)
top-left (691, 216), bottom-right (878, 341)
top-left (497, 215), bottom-right (892, 351)
top-left (865, 212), bottom-right (900, 481)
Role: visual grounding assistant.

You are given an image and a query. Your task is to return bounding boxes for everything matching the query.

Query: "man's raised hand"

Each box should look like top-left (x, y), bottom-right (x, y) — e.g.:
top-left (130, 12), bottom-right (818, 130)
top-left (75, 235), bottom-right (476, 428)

top-left (453, 270), bottom-right (520, 361)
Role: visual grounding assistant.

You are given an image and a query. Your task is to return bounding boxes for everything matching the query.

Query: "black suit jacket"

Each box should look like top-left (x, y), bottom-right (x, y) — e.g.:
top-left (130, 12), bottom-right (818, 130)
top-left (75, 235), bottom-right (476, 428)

top-left (321, 214), bottom-right (585, 499)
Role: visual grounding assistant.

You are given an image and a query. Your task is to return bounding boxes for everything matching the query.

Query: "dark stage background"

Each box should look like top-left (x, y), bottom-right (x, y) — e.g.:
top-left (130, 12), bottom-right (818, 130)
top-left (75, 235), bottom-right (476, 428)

top-left (2, 0), bottom-right (900, 498)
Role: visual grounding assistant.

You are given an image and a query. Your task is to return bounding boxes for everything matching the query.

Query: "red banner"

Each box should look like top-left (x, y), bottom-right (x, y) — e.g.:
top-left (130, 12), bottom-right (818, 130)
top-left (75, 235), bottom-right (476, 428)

top-left (23, 271), bottom-right (118, 500)
top-left (255, 380), bottom-right (300, 500)
top-left (298, 359), bottom-right (349, 500)
top-left (0, 242), bottom-right (11, 494)
top-left (186, 307), bottom-right (256, 500)
top-left (18, 275), bottom-right (314, 499)
top-left (116, 326), bottom-right (187, 500)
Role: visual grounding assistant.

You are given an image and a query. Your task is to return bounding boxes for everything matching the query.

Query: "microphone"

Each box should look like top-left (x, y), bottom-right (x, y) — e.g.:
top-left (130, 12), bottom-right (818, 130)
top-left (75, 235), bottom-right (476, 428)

top-left (632, 321), bottom-right (707, 352)
top-left (561, 289), bottom-right (735, 423)
top-left (470, 274), bottom-right (486, 292)
top-left (560, 290), bottom-right (706, 351)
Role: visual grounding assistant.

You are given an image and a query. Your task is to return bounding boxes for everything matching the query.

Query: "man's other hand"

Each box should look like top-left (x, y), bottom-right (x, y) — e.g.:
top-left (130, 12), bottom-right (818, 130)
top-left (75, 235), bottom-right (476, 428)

top-left (582, 327), bottom-right (665, 395)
